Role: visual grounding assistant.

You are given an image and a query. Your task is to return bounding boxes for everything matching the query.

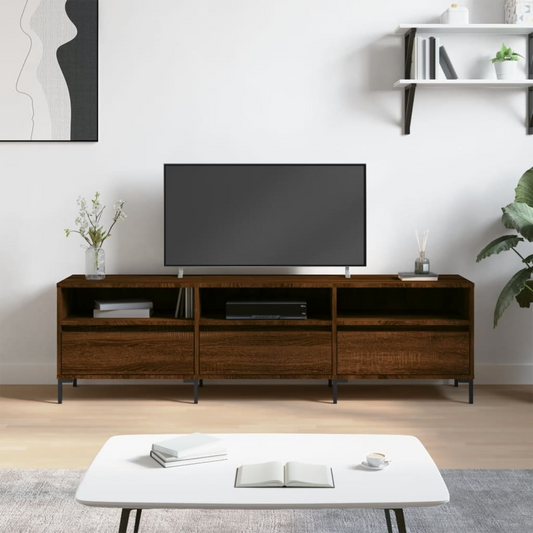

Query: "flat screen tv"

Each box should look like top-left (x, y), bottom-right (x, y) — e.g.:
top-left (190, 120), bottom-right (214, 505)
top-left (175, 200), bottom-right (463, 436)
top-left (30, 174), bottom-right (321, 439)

top-left (164, 164), bottom-right (366, 267)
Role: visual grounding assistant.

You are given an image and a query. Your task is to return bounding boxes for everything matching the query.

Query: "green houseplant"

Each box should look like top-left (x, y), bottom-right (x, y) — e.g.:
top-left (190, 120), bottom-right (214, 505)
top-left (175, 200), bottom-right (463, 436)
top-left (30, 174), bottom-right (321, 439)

top-left (476, 168), bottom-right (533, 326)
top-left (491, 43), bottom-right (523, 80)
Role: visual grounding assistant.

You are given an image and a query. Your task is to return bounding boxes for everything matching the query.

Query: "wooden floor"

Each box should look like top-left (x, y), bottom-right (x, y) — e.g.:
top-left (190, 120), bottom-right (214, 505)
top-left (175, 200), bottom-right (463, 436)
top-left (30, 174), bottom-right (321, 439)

top-left (0, 384), bottom-right (531, 469)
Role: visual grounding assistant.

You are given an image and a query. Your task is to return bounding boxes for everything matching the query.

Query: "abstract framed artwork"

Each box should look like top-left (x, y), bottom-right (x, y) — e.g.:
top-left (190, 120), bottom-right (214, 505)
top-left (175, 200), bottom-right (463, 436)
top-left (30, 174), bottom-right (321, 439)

top-left (1, 0), bottom-right (98, 142)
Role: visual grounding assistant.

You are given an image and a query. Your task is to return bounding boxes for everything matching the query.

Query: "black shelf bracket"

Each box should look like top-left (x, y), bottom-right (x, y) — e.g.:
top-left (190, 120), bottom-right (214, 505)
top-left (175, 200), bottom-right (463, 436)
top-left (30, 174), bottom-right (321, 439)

top-left (404, 84), bottom-right (417, 135)
top-left (527, 33), bottom-right (533, 135)
top-left (403, 28), bottom-right (417, 135)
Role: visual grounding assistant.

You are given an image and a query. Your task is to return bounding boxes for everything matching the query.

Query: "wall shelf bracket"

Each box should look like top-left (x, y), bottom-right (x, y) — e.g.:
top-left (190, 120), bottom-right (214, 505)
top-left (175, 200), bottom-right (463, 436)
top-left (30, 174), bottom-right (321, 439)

top-left (404, 84), bottom-right (417, 135)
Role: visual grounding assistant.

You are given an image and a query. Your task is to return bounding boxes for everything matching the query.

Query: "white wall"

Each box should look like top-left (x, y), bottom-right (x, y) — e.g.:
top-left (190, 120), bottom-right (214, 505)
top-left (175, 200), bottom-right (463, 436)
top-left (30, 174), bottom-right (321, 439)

top-left (1, 0), bottom-right (532, 385)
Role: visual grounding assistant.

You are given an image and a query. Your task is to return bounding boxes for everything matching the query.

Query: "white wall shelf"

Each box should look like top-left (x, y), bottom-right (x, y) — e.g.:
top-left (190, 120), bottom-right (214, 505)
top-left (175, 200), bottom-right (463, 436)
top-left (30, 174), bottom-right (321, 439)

top-left (394, 79), bottom-right (533, 89)
top-left (396, 24), bottom-right (533, 134)
top-left (395, 24), bottom-right (533, 35)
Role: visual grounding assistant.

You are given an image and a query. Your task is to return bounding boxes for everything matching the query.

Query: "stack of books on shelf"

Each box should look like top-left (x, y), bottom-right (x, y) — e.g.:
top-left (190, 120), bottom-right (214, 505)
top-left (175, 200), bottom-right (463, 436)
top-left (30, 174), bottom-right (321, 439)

top-left (175, 287), bottom-right (194, 318)
top-left (411, 37), bottom-right (457, 80)
top-left (150, 433), bottom-right (227, 468)
top-left (93, 299), bottom-right (153, 318)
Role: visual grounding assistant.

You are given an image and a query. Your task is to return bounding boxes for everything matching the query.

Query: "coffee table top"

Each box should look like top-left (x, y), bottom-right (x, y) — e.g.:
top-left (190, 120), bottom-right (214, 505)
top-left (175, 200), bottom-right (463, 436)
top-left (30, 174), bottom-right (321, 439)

top-left (76, 434), bottom-right (449, 510)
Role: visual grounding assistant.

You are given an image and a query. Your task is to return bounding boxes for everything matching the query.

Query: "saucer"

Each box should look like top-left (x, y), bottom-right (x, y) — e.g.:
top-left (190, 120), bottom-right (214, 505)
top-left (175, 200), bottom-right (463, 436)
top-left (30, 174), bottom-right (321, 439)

top-left (360, 460), bottom-right (391, 470)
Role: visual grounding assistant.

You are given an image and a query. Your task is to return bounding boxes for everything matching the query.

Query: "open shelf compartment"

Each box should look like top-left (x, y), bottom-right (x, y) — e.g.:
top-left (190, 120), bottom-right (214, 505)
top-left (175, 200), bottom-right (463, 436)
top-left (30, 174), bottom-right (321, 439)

top-left (337, 287), bottom-right (470, 327)
top-left (199, 287), bottom-right (332, 325)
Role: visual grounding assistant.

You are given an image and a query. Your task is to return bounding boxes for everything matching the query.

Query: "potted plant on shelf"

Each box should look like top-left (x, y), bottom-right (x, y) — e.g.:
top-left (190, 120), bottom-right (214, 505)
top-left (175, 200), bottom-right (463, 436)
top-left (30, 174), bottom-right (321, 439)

top-left (65, 192), bottom-right (127, 280)
top-left (476, 168), bottom-right (533, 326)
top-left (491, 43), bottom-right (523, 80)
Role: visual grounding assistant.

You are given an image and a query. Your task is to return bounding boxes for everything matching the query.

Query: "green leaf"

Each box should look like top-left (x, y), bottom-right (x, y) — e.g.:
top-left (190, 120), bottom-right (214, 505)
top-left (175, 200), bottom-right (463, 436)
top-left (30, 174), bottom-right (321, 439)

top-left (514, 167), bottom-right (533, 207)
top-left (516, 281), bottom-right (533, 308)
top-left (494, 268), bottom-right (532, 326)
top-left (476, 235), bottom-right (524, 262)
top-left (501, 43), bottom-right (507, 54)
top-left (501, 202), bottom-right (533, 241)
top-left (523, 254), bottom-right (533, 264)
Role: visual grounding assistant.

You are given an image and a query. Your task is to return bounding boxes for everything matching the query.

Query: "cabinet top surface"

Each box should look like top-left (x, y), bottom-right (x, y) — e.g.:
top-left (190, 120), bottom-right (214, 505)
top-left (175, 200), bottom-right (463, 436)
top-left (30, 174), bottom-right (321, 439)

top-left (58, 274), bottom-right (473, 288)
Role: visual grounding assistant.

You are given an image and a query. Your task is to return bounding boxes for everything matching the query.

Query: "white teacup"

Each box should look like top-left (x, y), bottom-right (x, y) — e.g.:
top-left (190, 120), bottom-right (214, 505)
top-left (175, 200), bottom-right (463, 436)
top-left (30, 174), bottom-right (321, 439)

top-left (366, 452), bottom-right (387, 467)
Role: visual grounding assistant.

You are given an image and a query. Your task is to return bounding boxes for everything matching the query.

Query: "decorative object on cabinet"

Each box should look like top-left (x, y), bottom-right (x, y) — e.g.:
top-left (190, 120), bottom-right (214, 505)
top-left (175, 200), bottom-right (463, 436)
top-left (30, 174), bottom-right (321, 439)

top-left (64, 192), bottom-right (127, 280)
top-left (476, 167), bottom-right (533, 326)
top-left (394, 24), bottom-right (533, 135)
top-left (0, 0), bottom-right (98, 141)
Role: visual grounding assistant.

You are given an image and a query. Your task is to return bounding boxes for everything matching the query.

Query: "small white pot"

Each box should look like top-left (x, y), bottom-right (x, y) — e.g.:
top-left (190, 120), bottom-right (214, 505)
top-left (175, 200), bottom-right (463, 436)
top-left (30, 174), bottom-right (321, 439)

top-left (494, 61), bottom-right (518, 80)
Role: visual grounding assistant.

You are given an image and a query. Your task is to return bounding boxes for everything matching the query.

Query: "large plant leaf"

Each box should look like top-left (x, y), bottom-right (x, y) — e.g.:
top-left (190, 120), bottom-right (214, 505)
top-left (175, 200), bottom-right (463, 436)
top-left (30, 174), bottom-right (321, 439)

top-left (514, 167), bottom-right (533, 207)
top-left (516, 281), bottom-right (533, 308)
top-left (476, 235), bottom-right (523, 262)
top-left (501, 202), bottom-right (533, 241)
top-left (523, 254), bottom-right (533, 265)
top-left (494, 268), bottom-right (532, 327)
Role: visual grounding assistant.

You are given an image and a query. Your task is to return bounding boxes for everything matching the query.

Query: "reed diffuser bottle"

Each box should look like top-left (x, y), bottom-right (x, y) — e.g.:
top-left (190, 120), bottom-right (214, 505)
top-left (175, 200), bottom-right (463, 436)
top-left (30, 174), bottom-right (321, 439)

top-left (415, 229), bottom-right (430, 274)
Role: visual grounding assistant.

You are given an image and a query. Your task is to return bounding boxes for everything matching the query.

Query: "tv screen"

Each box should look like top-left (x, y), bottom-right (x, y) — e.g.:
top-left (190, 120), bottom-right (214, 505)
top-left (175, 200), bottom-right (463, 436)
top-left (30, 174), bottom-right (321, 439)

top-left (164, 164), bottom-right (366, 267)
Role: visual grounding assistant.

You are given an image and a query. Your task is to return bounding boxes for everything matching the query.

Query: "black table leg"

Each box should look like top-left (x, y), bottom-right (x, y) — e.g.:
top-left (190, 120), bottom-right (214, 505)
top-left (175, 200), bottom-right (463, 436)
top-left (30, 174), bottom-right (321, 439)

top-left (384, 509), bottom-right (393, 533)
top-left (118, 509), bottom-right (131, 533)
top-left (454, 379), bottom-right (458, 387)
top-left (328, 379), bottom-right (332, 387)
top-left (73, 379), bottom-right (78, 387)
top-left (134, 509), bottom-right (142, 533)
top-left (393, 509), bottom-right (407, 533)
top-left (58, 380), bottom-right (63, 404)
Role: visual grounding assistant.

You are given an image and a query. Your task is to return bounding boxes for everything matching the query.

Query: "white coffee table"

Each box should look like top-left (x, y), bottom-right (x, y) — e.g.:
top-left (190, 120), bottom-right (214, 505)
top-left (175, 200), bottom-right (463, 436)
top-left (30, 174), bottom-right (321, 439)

top-left (76, 434), bottom-right (449, 533)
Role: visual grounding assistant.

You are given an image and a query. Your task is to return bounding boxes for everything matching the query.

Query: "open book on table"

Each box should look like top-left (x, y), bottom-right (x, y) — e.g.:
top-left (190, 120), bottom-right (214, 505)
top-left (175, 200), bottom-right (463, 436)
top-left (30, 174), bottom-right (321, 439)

top-left (235, 461), bottom-right (334, 488)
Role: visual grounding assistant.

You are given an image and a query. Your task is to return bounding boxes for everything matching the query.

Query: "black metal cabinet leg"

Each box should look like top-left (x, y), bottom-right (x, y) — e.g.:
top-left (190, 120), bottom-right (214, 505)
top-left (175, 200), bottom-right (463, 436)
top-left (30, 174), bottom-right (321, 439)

top-left (384, 509), bottom-right (393, 533)
top-left (58, 380), bottom-right (63, 404)
top-left (469, 380), bottom-right (474, 404)
top-left (133, 509), bottom-right (142, 533)
top-left (328, 379), bottom-right (332, 387)
top-left (118, 509), bottom-right (131, 533)
top-left (454, 379), bottom-right (458, 387)
top-left (73, 379), bottom-right (78, 387)
top-left (332, 380), bottom-right (338, 404)
top-left (199, 379), bottom-right (203, 387)
top-left (194, 379), bottom-right (199, 404)
top-left (393, 509), bottom-right (407, 533)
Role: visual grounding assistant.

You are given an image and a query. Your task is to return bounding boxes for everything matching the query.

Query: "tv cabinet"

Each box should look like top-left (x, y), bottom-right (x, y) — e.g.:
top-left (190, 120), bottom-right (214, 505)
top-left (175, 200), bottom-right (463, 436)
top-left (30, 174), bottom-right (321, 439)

top-left (57, 275), bottom-right (474, 404)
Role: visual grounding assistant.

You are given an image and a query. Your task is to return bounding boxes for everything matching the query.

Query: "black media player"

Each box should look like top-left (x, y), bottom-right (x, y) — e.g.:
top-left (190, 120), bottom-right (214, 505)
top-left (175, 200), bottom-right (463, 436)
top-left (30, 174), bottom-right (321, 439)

top-left (226, 301), bottom-right (307, 320)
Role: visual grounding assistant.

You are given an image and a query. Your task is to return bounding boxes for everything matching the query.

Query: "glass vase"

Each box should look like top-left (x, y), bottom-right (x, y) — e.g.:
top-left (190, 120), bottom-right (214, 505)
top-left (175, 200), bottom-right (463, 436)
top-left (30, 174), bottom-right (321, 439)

top-left (85, 247), bottom-right (105, 280)
top-left (414, 251), bottom-right (430, 275)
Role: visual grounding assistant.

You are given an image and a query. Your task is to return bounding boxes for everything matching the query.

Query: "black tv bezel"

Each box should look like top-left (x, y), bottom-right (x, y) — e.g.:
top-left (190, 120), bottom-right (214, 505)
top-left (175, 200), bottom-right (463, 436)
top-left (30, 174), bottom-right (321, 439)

top-left (164, 163), bottom-right (367, 267)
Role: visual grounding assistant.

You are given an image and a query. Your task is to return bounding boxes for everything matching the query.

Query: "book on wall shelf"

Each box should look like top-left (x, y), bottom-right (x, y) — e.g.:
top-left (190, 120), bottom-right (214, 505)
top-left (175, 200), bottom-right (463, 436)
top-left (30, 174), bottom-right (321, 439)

top-left (411, 37), bottom-right (442, 80)
top-left (235, 461), bottom-right (334, 488)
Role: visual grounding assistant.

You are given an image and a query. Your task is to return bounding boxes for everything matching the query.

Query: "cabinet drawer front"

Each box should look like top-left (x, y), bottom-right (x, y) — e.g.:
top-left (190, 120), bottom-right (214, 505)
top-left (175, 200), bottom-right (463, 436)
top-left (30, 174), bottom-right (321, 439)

top-left (200, 331), bottom-right (331, 375)
top-left (337, 331), bottom-right (470, 376)
top-left (62, 332), bottom-right (194, 375)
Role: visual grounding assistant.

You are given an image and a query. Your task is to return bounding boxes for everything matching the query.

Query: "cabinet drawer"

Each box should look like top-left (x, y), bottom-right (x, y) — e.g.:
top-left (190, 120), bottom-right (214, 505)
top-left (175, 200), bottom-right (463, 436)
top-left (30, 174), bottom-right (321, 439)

top-left (200, 330), bottom-right (331, 375)
top-left (62, 331), bottom-right (194, 375)
top-left (337, 331), bottom-right (470, 376)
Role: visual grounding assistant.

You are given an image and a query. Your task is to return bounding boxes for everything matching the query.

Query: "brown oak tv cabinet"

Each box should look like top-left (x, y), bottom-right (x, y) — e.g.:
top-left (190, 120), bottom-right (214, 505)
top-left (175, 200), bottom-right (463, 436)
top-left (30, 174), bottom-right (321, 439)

top-left (57, 274), bottom-right (474, 404)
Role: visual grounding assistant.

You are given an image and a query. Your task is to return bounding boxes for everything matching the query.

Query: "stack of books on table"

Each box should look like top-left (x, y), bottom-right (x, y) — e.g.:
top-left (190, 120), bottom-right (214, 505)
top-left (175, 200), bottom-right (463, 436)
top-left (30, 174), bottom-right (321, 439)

top-left (150, 433), bottom-right (227, 468)
top-left (93, 299), bottom-right (153, 318)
